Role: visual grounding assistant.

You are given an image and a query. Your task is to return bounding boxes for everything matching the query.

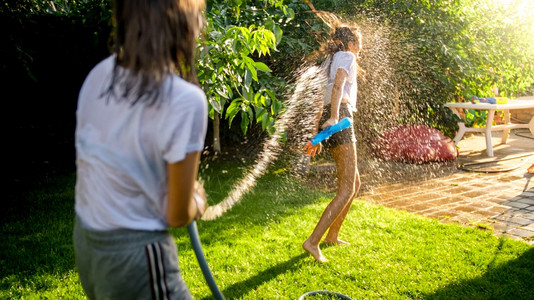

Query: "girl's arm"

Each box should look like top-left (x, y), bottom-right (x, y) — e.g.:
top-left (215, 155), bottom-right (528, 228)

top-left (166, 151), bottom-right (205, 228)
top-left (322, 68), bottom-right (348, 129)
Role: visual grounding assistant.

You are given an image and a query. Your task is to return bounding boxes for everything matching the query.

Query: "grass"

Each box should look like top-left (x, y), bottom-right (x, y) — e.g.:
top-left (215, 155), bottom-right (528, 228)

top-left (1, 159), bottom-right (533, 299)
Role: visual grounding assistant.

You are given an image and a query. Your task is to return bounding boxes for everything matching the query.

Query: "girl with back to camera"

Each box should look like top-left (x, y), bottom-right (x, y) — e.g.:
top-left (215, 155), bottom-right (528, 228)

top-left (303, 26), bottom-right (362, 263)
top-left (73, 0), bottom-right (207, 298)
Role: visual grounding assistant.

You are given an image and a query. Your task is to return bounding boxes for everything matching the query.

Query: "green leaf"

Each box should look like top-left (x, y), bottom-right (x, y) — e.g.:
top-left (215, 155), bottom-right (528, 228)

top-left (209, 98), bottom-right (222, 114)
top-left (255, 106), bottom-right (266, 123)
top-left (226, 99), bottom-right (241, 127)
top-left (240, 110), bottom-right (249, 135)
top-left (261, 113), bottom-right (270, 131)
top-left (273, 25), bottom-right (283, 46)
top-left (254, 62), bottom-right (271, 73)
top-left (245, 61), bottom-right (258, 82)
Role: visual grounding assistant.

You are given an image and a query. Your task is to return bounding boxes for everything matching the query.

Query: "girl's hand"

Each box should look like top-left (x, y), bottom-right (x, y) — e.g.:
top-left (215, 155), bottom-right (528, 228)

top-left (303, 141), bottom-right (322, 158)
top-left (193, 180), bottom-right (207, 219)
top-left (321, 118), bottom-right (338, 129)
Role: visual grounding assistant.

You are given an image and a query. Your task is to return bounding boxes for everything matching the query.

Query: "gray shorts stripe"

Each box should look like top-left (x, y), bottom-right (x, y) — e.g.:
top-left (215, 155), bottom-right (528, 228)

top-left (74, 217), bottom-right (193, 300)
top-left (146, 242), bottom-right (170, 300)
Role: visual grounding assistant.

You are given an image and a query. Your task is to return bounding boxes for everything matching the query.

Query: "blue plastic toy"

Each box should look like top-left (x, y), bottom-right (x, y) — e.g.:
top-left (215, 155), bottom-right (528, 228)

top-left (309, 117), bottom-right (352, 146)
top-left (471, 96), bottom-right (496, 104)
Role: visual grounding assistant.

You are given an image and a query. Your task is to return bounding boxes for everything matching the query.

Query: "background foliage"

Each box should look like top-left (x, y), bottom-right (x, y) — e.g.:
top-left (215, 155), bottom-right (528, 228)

top-left (310, 0), bottom-right (534, 141)
top-left (1, 0), bottom-right (533, 158)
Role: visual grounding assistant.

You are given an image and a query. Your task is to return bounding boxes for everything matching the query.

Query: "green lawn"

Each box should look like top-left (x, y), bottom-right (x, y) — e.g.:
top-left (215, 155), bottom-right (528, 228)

top-left (2, 160), bottom-right (533, 299)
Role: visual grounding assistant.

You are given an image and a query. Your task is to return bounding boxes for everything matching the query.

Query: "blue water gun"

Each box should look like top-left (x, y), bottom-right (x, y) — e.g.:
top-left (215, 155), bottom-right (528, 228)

top-left (309, 117), bottom-right (352, 146)
top-left (471, 96), bottom-right (496, 104)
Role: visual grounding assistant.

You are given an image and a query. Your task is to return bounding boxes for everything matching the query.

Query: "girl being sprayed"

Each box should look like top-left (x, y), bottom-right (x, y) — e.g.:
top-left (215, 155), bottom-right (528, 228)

top-left (303, 26), bottom-right (362, 263)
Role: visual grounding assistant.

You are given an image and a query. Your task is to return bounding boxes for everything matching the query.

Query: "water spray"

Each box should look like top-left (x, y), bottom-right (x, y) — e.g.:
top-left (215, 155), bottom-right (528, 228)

top-left (201, 64), bottom-right (327, 220)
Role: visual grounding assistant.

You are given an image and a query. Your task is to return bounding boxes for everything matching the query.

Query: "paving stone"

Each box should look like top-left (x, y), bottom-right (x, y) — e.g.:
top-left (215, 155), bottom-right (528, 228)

top-left (444, 186), bottom-right (477, 195)
top-left (406, 192), bottom-right (445, 202)
top-left (511, 213), bottom-right (534, 221)
top-left (486, 205), bottom-right (510, 214)
top-left (383, 189), bottom-right (423, 198)
top-left (449, 215), bottom-right (471, 225)
top-left (404, 203), bottom-right (433, 213)
top-left (507, 228), bottom-right (534, 238)
top-left (364, 194), bottom-right (391, 203)
top-left (385, 199), bottom-right (415, 208)
top-left (425, 210), bottom-right (459, 219)
top-left (486, 197), bottom-right (509, 204)
top-left (461, 190), bottom-right (494, 198)
top-left (501, 234), bottom-right (525, 242)
top-left (455, 206), bottom-right (481, 213)
top-left (467, 200), bottom-right (495, 209)
top-left (505, 201), bottom-right (531, 209)
top-left (492, 215), bottom-right (533, 226)
top-left (475, 209), bottom-right (502, 217)
top-left (517, 198), bottom-right (534, 205)
top-left (492, 222), bottom-right (516, 232)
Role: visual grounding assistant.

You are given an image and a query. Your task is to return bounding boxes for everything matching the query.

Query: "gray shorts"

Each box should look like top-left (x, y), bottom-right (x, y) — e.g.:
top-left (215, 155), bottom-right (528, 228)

top-left (319, 103), bottom-right (356, 149)
top-left (73, 217), bottom-right (193, 300)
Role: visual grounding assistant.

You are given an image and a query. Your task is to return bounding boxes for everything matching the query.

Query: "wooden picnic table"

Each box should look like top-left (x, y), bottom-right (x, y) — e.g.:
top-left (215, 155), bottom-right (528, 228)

top-left (445, 99), bottom-right (534, 156)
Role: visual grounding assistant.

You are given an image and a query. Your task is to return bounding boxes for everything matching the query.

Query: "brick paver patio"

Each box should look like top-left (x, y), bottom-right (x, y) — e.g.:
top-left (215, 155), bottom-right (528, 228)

top-left (360, 130), bottom-right (534, 245)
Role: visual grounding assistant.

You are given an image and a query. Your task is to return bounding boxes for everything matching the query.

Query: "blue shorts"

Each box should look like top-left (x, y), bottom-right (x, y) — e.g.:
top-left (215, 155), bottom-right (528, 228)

top-left (319, 103), bottom-right (356, 149)
top-left (73, 217), bottom-right (193, 300)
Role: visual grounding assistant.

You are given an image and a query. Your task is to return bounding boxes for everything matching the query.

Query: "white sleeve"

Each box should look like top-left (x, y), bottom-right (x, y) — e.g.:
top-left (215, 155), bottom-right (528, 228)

top-left (332, 52), bottom-right (356, 83)
top-left (160, 86), bottom-right (208, 164)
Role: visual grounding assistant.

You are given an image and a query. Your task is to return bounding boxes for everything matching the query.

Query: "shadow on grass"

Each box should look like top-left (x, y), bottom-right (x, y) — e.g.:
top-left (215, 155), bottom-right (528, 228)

top-left (0, 174), bottom-right (77, 292)
top-left (208, 253), bottom-right (308, 300)
top-left (424, 244), bottom-right (534, 299)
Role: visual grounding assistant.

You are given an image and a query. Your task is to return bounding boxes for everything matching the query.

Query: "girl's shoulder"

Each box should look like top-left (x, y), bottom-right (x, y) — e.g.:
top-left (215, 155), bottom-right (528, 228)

top-left (333, 51), bottom-right (356, 63)
top-left (84, 55), bottom-right (114, 81)
top-left (165, 75), bottom-right (207, 108)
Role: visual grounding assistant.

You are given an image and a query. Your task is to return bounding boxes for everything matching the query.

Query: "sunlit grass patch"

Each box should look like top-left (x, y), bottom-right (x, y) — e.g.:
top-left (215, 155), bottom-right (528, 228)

top-left (1, 164), bottom-right (533, 299)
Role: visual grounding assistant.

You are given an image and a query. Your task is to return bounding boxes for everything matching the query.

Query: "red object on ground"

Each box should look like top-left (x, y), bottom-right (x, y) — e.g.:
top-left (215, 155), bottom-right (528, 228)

top-left (528, 164), bottom-right (534, 174)
top-left (373, 125), bottom-right (458, 163)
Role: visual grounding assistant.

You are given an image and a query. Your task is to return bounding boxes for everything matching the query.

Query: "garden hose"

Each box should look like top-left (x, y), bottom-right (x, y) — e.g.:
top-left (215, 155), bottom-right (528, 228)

top-left (187, 220), bottom-right (225, 300)
top-left (298, 290), bottom-right (352, 299)
top-left (459, 153), bottom-right (534, 173)
top-left (513, 128), bottom-right (534, 140)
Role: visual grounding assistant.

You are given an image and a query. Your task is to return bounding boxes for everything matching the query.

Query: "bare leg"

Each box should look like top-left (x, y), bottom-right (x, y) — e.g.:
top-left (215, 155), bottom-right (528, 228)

top-left (303, 143), bottom-right (358, 261)
top-left (323, 199), bottom-right (354, 245)
top-left (324, 143), bottom-right (360, 244)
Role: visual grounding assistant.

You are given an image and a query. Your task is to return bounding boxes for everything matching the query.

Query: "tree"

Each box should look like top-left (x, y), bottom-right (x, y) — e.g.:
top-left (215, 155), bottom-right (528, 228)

top-left (198, 0), bottom-right (295, 152)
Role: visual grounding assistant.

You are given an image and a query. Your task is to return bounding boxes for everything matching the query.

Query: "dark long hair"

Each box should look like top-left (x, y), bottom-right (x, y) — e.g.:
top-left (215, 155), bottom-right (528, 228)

top-left (108, 0), bottom-right (205, 106)
top-left (307, 25), bottom-right (362, 69)
top-left (327, 26), bottom-right (362, 56)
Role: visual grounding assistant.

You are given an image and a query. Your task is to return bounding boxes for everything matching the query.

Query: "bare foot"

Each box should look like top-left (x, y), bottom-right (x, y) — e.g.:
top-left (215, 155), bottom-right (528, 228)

top-left (302, 239), bottom-right (328, 263)
top-left (323, 238), bottom-right (350, 245)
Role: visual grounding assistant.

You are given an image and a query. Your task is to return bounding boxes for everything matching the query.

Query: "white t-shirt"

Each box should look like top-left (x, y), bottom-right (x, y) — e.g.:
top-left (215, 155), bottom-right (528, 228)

top-left (323, 51), bottom-right (358, 111)
top-left (75, 56), bottom-right (208, 231)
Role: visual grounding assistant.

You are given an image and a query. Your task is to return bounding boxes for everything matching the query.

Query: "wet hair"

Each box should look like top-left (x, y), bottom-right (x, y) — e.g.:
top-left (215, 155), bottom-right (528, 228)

top-left (329, 26), bottom-right (362, 55)
top-left (107, 0), bottom-right (205, 106)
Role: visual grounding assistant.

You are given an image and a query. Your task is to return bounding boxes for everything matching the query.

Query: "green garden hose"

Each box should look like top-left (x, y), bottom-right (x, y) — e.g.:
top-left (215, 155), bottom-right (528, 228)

top-left (298, 290), bottom-right (353, 299)
top-left (187, 220), bottom-right (225, 300)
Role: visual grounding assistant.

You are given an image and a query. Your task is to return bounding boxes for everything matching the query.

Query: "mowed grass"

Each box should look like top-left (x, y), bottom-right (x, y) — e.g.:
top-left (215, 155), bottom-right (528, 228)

top-left (1, 160), bottom-right (533, 299)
